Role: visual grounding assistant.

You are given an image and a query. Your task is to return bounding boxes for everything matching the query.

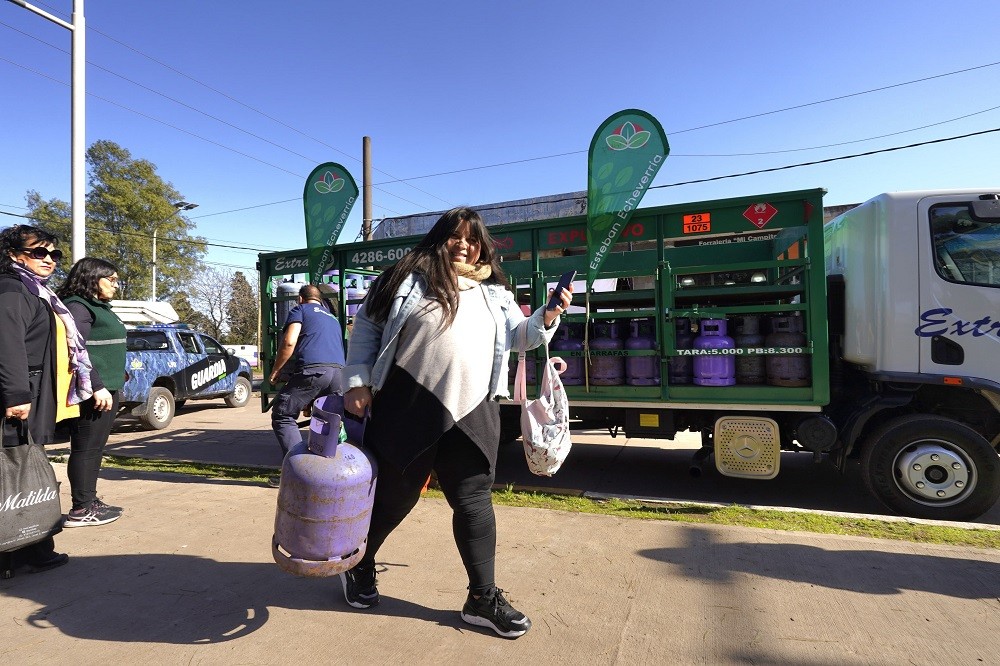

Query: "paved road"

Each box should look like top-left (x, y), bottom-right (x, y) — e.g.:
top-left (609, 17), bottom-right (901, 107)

top-left (7, 462), bottom-right (999, 664)
top-left (54, 396), bottom-right (1000, 527)
top-left (17, 395), bottom-right (998, 664)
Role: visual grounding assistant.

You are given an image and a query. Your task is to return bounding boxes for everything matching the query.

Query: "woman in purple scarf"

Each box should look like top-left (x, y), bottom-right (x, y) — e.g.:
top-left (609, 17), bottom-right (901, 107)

top-left (0, 224), bottom-right (81, 577)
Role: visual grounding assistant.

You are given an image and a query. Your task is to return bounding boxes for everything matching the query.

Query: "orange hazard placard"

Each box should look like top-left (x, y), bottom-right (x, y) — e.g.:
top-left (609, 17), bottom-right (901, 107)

top-left (682, 212), bottom-right (711, 233)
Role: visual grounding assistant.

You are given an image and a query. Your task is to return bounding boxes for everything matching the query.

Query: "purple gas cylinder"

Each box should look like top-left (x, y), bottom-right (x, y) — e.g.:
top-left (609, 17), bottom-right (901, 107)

top-left (508, 352), bottom-right (537, 386)
top-left (733, 315), bottom-right (765, 385)
top-left (508, 305), bottom-right (537, 386)
top-left (590, 321), bottom-right (625, 385)
top-left (346, 278), bottom-right (362, 316)
top-left (626, 318), bottom-right (659, 386)
top-left (667, 317), bottom-right (694, 384)
top-left (693, 319), bottom-right (736, 386)
top-left (551, 323), bottom-right (584, 386)
top-left (765, 315), bottom-right (810, 387)
top-left (272, 398), bottom-right (377, 577)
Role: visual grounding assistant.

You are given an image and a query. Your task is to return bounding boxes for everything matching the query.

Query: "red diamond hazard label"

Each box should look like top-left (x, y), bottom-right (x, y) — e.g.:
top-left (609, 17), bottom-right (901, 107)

top-left (743, 203), bottom-right (777, 228)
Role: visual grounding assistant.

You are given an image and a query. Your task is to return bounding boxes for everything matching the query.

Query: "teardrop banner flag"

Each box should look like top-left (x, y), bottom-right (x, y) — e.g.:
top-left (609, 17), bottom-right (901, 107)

top-left (304, 162), bottom-right (359, 284)
top-left (586, 109), bottom-right (669, 286)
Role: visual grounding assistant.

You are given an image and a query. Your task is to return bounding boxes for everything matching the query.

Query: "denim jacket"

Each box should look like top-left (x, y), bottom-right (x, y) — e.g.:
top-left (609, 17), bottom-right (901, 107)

top-left (342, 271), bottom-right (558, 400)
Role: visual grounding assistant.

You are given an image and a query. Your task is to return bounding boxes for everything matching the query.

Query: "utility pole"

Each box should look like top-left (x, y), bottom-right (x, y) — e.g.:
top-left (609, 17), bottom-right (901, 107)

top-left (363, 136), bottom-right (372, 241)
top-left (8, 0), bottom-right (87, 261)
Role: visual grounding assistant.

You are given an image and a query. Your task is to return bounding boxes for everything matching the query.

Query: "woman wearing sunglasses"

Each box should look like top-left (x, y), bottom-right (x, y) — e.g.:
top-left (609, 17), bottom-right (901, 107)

top-left (57, 258), bottom-right (127, 527)
top-left (0, 224), bottom-right (83, 575)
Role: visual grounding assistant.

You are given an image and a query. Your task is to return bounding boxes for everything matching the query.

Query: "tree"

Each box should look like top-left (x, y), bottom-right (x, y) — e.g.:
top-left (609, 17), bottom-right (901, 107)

top-left (226, 271), bottom-right (259, 344)
top-left (170, 292), bottom-right (210, 331)
top-left (25, 140), bottom-right (207, 300)
top-left (186, 266), bottom-right (231, 340)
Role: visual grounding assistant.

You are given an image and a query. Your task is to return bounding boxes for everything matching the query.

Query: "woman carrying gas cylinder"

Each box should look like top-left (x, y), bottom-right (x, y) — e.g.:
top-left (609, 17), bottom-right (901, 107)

top-left (340, 206), bottom-right (572, 638)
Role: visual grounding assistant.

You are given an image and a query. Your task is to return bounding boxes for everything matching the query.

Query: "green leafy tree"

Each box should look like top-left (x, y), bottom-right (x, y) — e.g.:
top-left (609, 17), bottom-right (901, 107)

top-left (25, 139), bottom-right (206, 300)
top-left (226, 271), bottom-right (259, 344)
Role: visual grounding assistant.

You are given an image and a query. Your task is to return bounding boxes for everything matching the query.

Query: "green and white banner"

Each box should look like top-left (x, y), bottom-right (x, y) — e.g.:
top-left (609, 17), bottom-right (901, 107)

top-left (586, 109), bottom-right (669, 286)
top-left (303, 162), bottom-right (359, 283)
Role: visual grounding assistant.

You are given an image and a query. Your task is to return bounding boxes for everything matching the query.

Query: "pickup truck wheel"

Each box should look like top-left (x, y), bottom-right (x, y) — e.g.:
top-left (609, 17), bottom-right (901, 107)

top-left (225, 376), bottom-right (252, 408)
top-left (861, 415), bottom-right (1000, 521)
top-left (140, 387), bottom-right (175, 430)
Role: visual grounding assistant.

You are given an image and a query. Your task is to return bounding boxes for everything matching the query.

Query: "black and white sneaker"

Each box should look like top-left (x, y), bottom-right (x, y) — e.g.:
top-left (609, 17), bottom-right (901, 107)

top-left (92, 498), bottom-right (123, 513)
top-left (64, 502), bottom-right (122, 527)
top-left (339, 562), bottom-right (379, 608)
top-left (460, 587), bottom-right (531, 638)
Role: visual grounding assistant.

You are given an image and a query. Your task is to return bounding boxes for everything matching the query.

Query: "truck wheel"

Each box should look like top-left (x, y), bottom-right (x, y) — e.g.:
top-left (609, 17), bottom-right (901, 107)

top-left (861, 415), bottom-right (1000, 521)
top-left (225, 376), bottom-right (252, 408)
top-left (140, 387), bottom-right (175, 430)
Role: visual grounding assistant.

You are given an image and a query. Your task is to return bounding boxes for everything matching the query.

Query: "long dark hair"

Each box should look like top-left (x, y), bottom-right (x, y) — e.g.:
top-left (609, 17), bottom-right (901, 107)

top-left (58, 257), bottom-right (119, 302)
top-left (364, 207), bottom-right (509, 326)
top-left (0, 224), bottom-right (59, 274)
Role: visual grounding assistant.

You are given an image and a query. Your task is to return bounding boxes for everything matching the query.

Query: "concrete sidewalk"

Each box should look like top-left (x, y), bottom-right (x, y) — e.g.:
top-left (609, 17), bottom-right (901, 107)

top-left (2, 461), bottom-right (999, 665)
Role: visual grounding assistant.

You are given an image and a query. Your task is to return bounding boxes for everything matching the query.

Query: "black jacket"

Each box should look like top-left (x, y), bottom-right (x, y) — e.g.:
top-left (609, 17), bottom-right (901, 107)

top-left (0, 272), bottom-right (58, 445)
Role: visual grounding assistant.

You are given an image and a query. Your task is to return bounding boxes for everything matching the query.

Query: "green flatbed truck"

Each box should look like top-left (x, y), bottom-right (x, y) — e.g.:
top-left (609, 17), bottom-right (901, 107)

top-left (259, 187), bottom-right (1000, 520)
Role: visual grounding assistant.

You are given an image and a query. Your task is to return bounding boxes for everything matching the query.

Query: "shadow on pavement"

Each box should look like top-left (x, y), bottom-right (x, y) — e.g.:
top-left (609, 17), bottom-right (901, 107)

top-left (1, 554), bottom-right (459, 645)
top-left (639, 524), bottom-right (1000, 599)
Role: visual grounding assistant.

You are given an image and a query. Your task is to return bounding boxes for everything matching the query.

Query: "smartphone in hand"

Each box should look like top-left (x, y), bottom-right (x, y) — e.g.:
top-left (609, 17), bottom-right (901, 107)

top-left (547, 270), bottom-right (576, 310)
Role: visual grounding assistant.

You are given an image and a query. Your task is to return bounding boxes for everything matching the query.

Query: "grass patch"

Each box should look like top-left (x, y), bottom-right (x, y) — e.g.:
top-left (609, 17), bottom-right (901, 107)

top-left (486, 486), bottom-right (1000, 549)
top-left (50, 454), bottom-right (274, 482)
top-left (69, 455), bottom-right (1000, 549)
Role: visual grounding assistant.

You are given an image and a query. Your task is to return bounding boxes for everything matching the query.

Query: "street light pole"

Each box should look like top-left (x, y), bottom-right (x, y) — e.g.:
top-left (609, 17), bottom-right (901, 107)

top-left (152, 201), bottom-right (198, 301)
top-left (8, 0), bottom-right (86, 262)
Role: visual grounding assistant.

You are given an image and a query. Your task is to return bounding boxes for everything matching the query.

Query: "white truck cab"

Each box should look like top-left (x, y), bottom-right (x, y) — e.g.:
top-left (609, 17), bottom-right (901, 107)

top-left (826, 190), bottom-right (1000, 519)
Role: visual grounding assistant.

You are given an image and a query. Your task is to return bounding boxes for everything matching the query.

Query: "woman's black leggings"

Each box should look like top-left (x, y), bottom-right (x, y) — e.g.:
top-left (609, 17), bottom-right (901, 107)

top-left (361, 426), bottom-right (497, 595)
top-left (67, 391), bottom-right (119, 509)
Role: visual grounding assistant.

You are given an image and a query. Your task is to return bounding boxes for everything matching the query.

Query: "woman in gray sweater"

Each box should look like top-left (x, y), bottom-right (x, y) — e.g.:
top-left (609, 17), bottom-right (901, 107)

top-left (341, 207), bottom-right (572, 638)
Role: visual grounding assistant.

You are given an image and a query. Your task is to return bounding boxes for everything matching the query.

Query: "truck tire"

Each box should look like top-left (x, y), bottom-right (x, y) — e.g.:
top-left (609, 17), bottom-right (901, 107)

top-left (140, 387), bottom-right (175, 430)
top-left (861, 415), bottom-right (1000, 521)
top-left (225, 376), bottom-right (252, 408)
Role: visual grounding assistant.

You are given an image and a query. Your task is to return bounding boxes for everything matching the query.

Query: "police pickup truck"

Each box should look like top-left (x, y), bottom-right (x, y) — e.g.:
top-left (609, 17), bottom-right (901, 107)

top-left (121, 324), bottom-right (254, 430)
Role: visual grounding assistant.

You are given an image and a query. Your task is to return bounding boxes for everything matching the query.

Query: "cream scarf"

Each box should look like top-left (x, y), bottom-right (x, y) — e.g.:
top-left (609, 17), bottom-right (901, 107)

top-left (453, 262), bottom-right (492, 286)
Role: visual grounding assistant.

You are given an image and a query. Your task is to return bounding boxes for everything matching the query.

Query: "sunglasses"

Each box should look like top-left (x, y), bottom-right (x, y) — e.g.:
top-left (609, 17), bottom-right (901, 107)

top-left (19, 247), bottom-right (64, 262)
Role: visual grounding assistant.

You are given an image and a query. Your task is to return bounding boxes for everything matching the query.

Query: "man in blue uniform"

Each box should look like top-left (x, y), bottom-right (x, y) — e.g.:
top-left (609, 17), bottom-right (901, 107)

top-left (268, 284), bottom-right (346, 462)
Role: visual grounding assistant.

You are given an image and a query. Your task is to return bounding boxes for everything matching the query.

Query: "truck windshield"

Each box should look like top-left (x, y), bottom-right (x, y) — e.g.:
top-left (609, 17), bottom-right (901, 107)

top-left (930, 204), bottom-right (1000, 287)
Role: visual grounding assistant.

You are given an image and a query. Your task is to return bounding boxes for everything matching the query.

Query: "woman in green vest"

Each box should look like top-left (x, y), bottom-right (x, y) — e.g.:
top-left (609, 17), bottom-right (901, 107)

top-left (58, 258), bottom-right (127, 527)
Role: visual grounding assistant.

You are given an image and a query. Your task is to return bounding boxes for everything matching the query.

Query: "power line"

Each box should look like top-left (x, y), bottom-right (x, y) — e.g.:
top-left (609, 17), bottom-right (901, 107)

top-left (0, 14), bottom-right (453, 211)
top-left (6, 17), bottom-right (998, 205)
top-left (5, 12), bottom-right (1000, 241)
top-left (668, 59), bottom-right (1000, 136)
top-left (6, 125), bottom-right (999, 248)
top-left (84, 23), bottom-right (455, 209)
top-left (369, 61), bottom-right (1000, 185)
top-left (668, 104), bottom-right (1000, 157)
top-left (0, 47), bottom-right (435, 212)
top-left (0, 209), bottom-right (278, 253)
top-left (187, 197), bottom-right (405, 220)
top-left (375, 125), bottom-right (1000, 221)
top-left (649, 126), bottom-right (1000, 189)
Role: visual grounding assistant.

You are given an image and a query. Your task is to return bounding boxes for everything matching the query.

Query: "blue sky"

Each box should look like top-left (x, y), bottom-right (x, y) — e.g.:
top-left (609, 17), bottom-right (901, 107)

top-left (2, 0), bottom-right (999, 273)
